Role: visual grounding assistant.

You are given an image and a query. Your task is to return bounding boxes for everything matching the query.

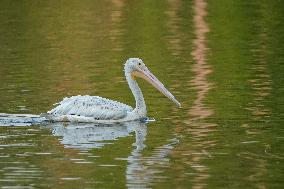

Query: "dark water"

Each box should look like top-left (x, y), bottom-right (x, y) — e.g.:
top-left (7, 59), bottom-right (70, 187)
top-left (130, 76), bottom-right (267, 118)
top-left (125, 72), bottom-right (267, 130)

top-left (0, 0), bottom-right (284, 188)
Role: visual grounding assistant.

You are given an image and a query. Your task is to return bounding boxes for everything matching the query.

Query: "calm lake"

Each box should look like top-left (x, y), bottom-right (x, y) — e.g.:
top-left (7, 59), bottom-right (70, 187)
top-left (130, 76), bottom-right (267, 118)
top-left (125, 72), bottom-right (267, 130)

top-left (0, 0), bottom-right (283, 188)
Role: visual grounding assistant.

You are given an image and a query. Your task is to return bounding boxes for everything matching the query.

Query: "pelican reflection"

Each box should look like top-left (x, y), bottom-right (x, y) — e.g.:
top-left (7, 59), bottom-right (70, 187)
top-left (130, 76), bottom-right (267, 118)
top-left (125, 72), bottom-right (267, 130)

top-left (45, 121), bottom-right (178, 188)
top-left (45, 121), bottom-right (147, 151)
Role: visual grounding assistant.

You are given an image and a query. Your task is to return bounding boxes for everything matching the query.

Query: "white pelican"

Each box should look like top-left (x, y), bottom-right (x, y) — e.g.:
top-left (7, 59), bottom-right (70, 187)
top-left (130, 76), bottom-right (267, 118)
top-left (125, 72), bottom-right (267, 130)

top-left (42, 58), bottom-right (181, 123)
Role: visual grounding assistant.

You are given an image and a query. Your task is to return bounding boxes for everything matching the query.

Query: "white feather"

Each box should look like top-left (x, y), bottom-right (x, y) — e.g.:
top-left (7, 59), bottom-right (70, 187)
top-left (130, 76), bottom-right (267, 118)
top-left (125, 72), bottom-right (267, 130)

top-left (47, 95), bottom-right (133, 121)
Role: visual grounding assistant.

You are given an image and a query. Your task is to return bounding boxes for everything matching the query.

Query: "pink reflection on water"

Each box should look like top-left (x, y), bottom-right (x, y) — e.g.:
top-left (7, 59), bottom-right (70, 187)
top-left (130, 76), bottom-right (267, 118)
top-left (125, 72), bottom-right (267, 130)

top-left (189, 0), bottom-right (213, 121)
top-left (187, 0), bottom-right (216, 188)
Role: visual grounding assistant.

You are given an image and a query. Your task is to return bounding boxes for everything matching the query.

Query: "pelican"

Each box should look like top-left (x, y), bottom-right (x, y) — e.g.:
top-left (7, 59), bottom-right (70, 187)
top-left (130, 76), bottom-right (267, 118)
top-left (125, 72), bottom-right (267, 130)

top-left (42, 58), bottom-right (181, 123)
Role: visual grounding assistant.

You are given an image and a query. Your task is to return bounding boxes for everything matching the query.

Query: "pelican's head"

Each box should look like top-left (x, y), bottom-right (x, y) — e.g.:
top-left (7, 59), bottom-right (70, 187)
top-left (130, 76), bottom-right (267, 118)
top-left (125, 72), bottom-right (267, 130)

top-left (125, 58), bottom-right (181, 108)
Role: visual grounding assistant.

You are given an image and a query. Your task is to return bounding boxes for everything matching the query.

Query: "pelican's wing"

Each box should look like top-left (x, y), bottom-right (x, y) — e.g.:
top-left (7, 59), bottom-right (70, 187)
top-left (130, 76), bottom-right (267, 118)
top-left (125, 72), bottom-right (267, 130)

top-left (47, 95), bottom-right (133, 120)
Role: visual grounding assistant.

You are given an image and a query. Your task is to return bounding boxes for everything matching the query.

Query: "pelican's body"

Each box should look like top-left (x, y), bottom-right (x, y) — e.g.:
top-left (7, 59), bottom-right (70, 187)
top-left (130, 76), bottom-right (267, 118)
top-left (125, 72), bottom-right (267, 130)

top-left (43, 58), bottom-right (180, 123)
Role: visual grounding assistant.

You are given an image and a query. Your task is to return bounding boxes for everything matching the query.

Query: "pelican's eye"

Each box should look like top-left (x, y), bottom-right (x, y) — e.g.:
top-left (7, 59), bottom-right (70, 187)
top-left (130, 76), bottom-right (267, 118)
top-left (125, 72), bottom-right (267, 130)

top-left (138, 62), bottom-right (141, 66)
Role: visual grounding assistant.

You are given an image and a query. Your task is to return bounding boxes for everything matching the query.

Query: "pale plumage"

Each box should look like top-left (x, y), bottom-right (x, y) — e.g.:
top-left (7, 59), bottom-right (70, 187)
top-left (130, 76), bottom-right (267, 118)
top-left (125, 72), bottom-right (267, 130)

top-left (43, 58), bottom-right (180, 123)
top-left (47, 95), bottom-right (132, 120)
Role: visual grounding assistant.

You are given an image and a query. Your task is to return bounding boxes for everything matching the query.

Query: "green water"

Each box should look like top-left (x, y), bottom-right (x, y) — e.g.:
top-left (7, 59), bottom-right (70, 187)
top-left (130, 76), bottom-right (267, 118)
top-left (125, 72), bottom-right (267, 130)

top-left (0, 0), bottom-right (283, 188)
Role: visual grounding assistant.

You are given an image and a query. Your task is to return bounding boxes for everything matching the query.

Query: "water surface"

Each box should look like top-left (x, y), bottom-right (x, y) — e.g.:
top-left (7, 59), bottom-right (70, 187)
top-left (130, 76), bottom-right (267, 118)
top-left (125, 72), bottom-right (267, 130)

top-left (0, 0), bottom-right (283, 188)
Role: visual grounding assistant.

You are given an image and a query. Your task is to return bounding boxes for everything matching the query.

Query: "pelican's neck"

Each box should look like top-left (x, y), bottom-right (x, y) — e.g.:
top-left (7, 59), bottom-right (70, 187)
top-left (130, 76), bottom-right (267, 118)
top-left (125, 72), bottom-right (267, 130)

top-left (125, 72), bottom-right (147, 117)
